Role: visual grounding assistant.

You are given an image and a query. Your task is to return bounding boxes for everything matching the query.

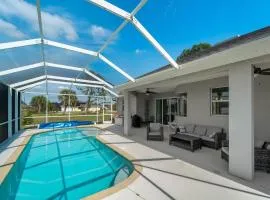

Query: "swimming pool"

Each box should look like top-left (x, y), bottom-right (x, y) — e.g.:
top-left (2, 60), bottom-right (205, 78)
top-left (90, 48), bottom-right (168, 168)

top-left (39, 120), bottom-right (95, 129)
top-left (0, 128), bottom-right (134, 199)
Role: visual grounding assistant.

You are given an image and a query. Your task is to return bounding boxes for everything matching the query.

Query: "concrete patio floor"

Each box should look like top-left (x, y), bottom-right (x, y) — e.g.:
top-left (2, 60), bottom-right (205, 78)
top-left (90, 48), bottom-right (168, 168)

top-left (0, 126), bottom-right (270, 200)
top-left (98, 124), bottom-right (270, 196)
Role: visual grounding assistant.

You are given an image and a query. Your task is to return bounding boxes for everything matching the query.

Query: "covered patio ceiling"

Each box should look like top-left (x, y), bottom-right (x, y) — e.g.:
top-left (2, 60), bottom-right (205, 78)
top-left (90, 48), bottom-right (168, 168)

top-left (0, 0), bottom-right (179, 97)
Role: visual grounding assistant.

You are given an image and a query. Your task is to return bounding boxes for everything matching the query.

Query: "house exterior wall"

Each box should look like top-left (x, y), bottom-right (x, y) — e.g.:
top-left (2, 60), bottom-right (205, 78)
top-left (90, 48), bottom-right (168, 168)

top-left (254, 75), bottom-right (270, 141)
top-left (149, 77), bottom-right (229, 133)
top-left (118, 74), bottom-right (270, 140)
top-left (116, 97), bottom-right (124, 115)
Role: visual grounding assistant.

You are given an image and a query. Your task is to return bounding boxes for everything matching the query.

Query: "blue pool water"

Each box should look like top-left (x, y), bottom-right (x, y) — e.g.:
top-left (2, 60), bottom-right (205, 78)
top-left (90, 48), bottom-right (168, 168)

top-left (39, 121), bottom-right (95, 129)
top-left (0, 128), bottom-right (134, 199)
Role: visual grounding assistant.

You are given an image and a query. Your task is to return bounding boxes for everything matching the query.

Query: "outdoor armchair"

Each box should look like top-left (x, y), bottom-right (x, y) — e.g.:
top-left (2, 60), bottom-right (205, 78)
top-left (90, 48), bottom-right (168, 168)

top-left (146, 123), bottom-right (164, 141)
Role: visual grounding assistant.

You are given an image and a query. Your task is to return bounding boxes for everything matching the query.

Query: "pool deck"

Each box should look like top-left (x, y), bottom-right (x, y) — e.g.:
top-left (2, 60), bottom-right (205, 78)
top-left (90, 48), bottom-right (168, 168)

top-left (0, 127), bottom-right (270, 200)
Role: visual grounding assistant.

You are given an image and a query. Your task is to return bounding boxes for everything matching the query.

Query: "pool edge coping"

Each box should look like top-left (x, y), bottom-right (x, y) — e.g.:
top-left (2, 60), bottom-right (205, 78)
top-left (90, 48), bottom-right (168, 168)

top-left (84, 134), bottom-right (142, 200)
top-left (0, 126), bottom-right (142, 200)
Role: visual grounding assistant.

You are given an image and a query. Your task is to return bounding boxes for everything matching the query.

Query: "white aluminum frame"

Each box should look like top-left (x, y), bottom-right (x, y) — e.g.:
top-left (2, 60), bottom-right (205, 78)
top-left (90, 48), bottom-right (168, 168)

top-left (0, 38), bottom-right (135, 82)
top-left (21, 92), bottom-right (117, 124)
top-left (87, 0), bottom-right (179, 69)
top-left (0, 0), bottom-right (178, 87)
top-left (0, 62), bottom-right (113, 88)
top-left (0, 63), bottom-right (44, 76)
top-left (16, 79), bottom-right (119, 97)
top-left (10, 75), bottom-right (103, 88)
top-left (0, 38), bottom-right (41, 50)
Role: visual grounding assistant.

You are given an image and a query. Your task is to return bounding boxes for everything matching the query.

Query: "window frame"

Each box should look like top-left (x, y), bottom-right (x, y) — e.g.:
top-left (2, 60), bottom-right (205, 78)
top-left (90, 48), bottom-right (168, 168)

top-left (210, 86), bottom-right (229, 116)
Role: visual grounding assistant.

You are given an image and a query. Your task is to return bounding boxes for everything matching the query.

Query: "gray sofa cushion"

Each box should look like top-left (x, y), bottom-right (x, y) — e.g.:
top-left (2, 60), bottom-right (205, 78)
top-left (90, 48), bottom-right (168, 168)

top-left (201, 136), bottom-right (215, 142)
top-left (205, 126), bottom-right (222, 138)
top-left (185, 124), bottom-right (195, 134)
top-left (181, 133), bottom-right (201, 138)
top-left (193, 126), bottom-right (207, 136)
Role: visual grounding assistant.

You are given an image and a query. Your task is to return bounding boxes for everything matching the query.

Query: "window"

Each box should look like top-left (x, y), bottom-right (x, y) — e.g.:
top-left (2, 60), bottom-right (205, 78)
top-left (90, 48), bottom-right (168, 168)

top-left (211, 87), bottom-right (229, 115)
top-left (178, 93), bottom-right (187, 117)
top-left (155, 94), bottom-right (187, 124)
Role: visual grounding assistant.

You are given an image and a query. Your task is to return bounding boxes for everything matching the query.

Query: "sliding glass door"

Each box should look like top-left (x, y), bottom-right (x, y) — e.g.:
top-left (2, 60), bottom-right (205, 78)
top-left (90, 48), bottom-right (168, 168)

top-left (156, 95), bottom-right (187, 125)
top-left (156, 99), bottom-right (162, 123)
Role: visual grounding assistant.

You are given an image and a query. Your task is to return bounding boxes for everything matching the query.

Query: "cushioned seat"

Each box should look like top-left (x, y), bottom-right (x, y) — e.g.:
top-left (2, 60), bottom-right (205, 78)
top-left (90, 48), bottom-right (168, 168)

top-left (181, 133), bottom-right (201, 138)
top-left (201, 136), bottom-right (215, 142)
top-left (175, 124), bottom-right (224, 149)
top-left (146, 123), bottom-right (164, 141)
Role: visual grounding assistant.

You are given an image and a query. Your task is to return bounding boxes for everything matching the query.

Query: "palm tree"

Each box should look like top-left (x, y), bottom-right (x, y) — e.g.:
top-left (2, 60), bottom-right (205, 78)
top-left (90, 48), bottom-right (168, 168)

top-left (77, 87), bottom-right (98, 113)
top-left (58, 89), bottom-right (78, 113)
top-left (30, 95), bottom-right (47, 113)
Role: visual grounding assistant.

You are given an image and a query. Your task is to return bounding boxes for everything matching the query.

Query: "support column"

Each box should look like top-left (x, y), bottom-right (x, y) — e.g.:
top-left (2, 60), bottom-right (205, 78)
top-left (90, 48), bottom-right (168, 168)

top-left (124, 91), bottom-right (130, 135)
top-left (123, 91), bottom-right (137, 135)
top-left (8, 87), bottom-right (12, 138)
top-left (15, 90), bottom-right (19, 133)
top-left (229, 63), bottom-right (254, 180)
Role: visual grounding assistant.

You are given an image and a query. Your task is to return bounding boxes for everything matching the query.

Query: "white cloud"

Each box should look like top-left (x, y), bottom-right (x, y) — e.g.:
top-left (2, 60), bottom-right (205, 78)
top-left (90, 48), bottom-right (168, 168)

top-left (58, 86), bottom-right (68, 89)
top-left (0, 19), bottom-right (26, 38)
top-left (89, 25), bottom-right (113, 43)
top-left (0, 0), bottom-right (78, 41)
top-left (135, 49), bottom-right (146, 55)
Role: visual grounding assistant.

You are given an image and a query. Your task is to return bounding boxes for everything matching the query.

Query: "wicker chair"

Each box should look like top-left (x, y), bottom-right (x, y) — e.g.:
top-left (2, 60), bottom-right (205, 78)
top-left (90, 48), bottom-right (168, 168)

top-left (221, 140), bottom-right (270, 173)
top-left (146, 123), bottom-right (164, 141)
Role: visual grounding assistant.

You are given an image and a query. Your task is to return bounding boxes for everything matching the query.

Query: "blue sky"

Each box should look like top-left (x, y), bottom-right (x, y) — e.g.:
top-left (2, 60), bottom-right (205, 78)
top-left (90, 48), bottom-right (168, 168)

top-left (0, 0), bottom-right (270, 89)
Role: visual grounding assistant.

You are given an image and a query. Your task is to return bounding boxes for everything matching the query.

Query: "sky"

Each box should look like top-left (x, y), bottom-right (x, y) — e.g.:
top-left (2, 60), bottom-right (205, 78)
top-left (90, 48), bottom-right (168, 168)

top-left (0, 0), bottom-right (270, 96)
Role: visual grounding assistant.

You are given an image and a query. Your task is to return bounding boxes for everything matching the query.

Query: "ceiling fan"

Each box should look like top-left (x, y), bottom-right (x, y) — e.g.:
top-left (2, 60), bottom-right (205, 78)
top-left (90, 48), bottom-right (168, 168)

top-left (254, 66), bottom-right (270, 75)
top-left (145, 88), bottom-right (156, 95)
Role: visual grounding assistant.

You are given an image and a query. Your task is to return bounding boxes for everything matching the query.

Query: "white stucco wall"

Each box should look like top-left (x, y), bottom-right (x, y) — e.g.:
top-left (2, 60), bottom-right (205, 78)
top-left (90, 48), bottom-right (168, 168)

top-left (150, 77), bottom-right (229, 133)
top-left (254, 75), bottom-right (270, 141)
top-left (136, 93), bottom-right (147, 121)
top-left (118, 74), bottom-right (270, 140)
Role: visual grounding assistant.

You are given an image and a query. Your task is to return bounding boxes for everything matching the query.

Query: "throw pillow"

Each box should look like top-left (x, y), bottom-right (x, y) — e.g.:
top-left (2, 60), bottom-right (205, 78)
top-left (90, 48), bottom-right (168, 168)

top-left (178, 125), bottom-right (186, 133)
top-left (254, 140), bottom-right (265, 148)
top-left (209, 132), bottom-right (216, 138)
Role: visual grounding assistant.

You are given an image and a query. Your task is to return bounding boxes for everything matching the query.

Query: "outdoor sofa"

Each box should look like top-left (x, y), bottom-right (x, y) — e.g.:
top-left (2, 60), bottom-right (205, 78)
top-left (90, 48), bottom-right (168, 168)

top-left (174, 124), bottom-right (225, 149)
top-left (221, 140), bottom-right (270, 173)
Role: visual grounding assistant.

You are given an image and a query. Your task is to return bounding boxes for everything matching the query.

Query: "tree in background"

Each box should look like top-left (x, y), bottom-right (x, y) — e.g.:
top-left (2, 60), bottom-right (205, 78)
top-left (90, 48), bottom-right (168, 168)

top-left (30, 95), bottom-right (47, 113)
top-left (58, 89), bottom-right (78, 113)
top-left (22, 110), bottom-right (34, 125)
top-left (177, 43), bottom-right (211, 63)
top-left (77, 87), bottom-right (109, 113)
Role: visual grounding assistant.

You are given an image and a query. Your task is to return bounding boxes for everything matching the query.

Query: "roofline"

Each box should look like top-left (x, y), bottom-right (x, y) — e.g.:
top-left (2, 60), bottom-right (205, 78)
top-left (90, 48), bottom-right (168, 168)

top-left (116, 27), bottom-right (270, 92)
top-left (134, 26), bottom-right (270, 80)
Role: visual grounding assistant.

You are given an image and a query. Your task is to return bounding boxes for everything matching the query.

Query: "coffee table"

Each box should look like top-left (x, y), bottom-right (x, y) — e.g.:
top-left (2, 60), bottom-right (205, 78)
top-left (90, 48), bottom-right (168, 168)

top-left (169, 134), bottom-right (202, 152)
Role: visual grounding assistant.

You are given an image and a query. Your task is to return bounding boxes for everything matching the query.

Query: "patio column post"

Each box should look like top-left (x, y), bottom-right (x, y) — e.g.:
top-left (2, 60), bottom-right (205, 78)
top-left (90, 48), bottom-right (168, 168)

top-left (124, 91), bottom-right (131, 135)
top-left (8, 86), bottom-right (12, 138)
top-left (15, 90), bottom-right (19, 133)
top-left (229, 63), bottom-right (254, 180)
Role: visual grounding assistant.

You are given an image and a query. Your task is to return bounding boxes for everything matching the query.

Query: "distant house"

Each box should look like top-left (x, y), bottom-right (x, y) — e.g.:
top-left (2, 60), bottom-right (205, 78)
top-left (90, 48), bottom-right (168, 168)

top-left (60, 101), bottom-right (101, 112)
